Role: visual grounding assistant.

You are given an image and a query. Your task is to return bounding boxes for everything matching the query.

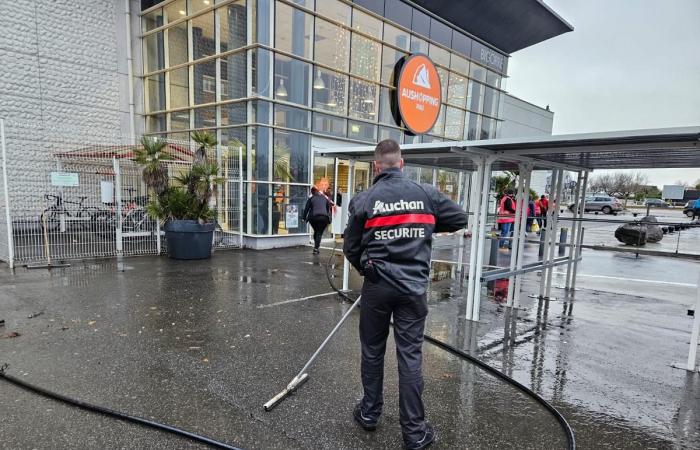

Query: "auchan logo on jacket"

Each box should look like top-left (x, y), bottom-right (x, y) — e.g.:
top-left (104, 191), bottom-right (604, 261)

top-left (372, 199), bottom-right (424, 215)
top-left (396, 54), bottom-right (442, 135)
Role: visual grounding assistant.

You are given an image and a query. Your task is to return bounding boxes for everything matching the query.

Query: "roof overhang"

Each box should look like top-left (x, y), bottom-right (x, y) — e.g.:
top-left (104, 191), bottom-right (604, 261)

top-left (317, 127), bottom-right (700, 172)
top-left (410, 0), bottom-right (574, 54)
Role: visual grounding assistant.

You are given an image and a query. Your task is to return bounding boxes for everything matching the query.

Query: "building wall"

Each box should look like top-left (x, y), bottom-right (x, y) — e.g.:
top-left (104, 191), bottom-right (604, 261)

top-left (497, 93), bottom-right (554, 139)
top-left (0, 0), bottom-right (141, 212)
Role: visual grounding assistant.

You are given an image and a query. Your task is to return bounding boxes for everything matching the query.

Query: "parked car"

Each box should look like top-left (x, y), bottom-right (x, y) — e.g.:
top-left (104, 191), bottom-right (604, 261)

top-left (683, 200), bottom-right (696, 217)
top-left (569, 196), bottom-right (623, 214)
top-left (644, 198), bottom-right (669, 208)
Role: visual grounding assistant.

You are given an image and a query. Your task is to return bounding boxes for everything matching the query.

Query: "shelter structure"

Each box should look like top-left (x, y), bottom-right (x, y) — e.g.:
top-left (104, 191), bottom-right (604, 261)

top-left (318, 126), bottom-right (700, 372)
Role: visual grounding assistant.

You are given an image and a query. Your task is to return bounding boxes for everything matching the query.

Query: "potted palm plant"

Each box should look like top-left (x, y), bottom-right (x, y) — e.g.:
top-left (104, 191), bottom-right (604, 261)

top-left (135, 132), bottom-right (222, 260)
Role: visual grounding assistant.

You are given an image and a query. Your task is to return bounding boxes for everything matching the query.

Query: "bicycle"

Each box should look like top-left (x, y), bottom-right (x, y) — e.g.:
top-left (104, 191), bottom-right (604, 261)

top-left (92, 189), bottom-right (152, 237)
top-left (40, 194), bottom-right (101, 232)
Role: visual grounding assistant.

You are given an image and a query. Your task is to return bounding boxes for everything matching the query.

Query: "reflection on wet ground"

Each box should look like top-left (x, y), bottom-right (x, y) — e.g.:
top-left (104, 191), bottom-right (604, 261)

top-left (1, 246), bottom-right (698, 449)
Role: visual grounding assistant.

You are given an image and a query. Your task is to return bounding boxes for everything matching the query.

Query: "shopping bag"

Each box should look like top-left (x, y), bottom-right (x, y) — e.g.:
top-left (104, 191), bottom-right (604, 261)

top-left (530, 222), bottom-right (540, 233)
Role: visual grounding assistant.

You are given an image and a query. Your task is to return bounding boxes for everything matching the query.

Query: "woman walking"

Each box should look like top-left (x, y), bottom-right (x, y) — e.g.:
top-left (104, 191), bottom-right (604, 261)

top-left (303, 186), bottom-right (333, 254)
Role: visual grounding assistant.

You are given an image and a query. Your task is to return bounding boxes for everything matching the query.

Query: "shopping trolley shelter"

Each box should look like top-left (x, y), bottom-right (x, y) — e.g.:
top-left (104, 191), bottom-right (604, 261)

top-left (1, 127), bottom-right (700, 449)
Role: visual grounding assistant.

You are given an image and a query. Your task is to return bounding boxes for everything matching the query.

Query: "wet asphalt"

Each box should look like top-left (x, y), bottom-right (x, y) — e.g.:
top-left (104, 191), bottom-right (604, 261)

top-left (1, 244), bottom-right (699, 449)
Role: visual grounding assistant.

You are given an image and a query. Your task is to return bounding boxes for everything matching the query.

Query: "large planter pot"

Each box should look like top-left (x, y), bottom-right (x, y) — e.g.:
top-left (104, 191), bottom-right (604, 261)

top-left (163, 220), bottom-right (215, 260)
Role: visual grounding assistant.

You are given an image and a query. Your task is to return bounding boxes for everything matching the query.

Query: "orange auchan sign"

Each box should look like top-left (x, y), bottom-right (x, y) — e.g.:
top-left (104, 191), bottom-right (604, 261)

top-left (395, 54), bottom-right (442, 135)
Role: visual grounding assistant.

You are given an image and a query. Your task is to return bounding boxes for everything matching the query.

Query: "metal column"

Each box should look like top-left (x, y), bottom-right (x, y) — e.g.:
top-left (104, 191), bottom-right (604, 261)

top-left (342, 159), bottom-right (355, 292)
top-left (112, 158), bottom-right (124, 255)
top-left (0, 119), bottom-right (14, 269)
top-left (455, 171), bottom-right (466, 274)
top-left (238, 146), bottom-right (244, 248)
top-left (539, 169), bottom-right (560, 299)
top-left (565, 171), bottom-right (583, 289)
top-left (467, 157), bottom-right (494, 322)
top-left (545, 170), bottom-right (565, 300)
top-left (508, 164), bottom-right (532, 307)
top-left (465, 158), bottom-right (486, 320)
top-left (570, 171), bottom-right (588, 291)
top-left (686, 272), bottom-right (700, 372)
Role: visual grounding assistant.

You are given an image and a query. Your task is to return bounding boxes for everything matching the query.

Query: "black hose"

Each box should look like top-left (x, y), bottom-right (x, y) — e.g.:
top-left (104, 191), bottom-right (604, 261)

top-left (325, 245), bottom-right (576, 450)
top-left (0, 364), bottom-right (243, 450)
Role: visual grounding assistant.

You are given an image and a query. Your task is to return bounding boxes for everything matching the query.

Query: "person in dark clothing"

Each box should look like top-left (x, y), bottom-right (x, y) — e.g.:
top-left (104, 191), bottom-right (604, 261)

top-left (336, 188), bottom-right (343, 207)
top-left (303, 186), bottom-right (333, 253)
top-left (344, 139), bottom-right (468, 450)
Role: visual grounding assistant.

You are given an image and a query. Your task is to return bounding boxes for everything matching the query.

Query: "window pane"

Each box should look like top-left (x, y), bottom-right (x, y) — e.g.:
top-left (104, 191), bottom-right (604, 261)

top-left (444, 106), bottom-right (464, 140)
top-left (274, 104), bottom-right (310, 131)
top-left (429, 18), bottom-right (452, 48)
top-left (378, 87), bottom-right (396, 125)
top-left (313, 112), bottom-right (346, 137)
top-left (378, 126), bottom-right (401, 143)
top-left (221, 102), bottom-right (247, 126)
top-left (403, 132), bottom-right (419, 145)
top-left (353, 0), bottom-right (384, 16)
top-left (146, 73), bottom-right (166, 112)
top-left (168, 21), bottom-right (188, 67)
top-left (251, 125), bottom-right (271, 181)
top-left (352, 9), bottom-right (382, 39)
top-left (143, 8), bottom-right (164, 32)
top-left (165, 0), bottom-right (186, 24)
top-left (192, 11), bottom-right (215, 60)
top-left (486, 70), bottom-right (501, 89)
top-left (447, 72), bottom-right (467, 107)
top-left (470, 64), bottom-right (487, 83)
top-left (483, 86), bottom-right (495, 117)
top-left (314, 18), bottom-right (350, 72)
top-left (254, 0), bottom-right (271, 44)
top-left (403, 165), bottom-right (420, 181)
top-left (190, 0), bottom-right (211, 14)
top-left (382, 23), bottom-right (409, 50)
top-left (170, 110), bottom-right (190, 131)
top-left (349, 78), bottom-right (378, 120)
top-left (348, 121), bottom-right (376, 142)
top-left (252, 48), bottom-right (272, 97)
top-left (169, 67), bottom-right (190, 108)
top-left (411, 8), bottom-right (430, 37)
top-left (467, 80), bottom-right (483, 113)
top-left (436, 67), bottom-right (448, 103)
top-left (193, 60), bottom-right (216, 104)
top-left (275, 2), bottom-right (313, 59)
top-left (410, 35), bottom-right (428, 54)
top-left (144, 31), bottom-right (165, 73)
top-left (312, 67), bottom-right (348, 115)
top-left (220, 126), bottom-right (247, 179)
top-left (219, 1), bottom-right (247, 53)
top-left (194, 106), bottom-right (217, 128)
top-left (252, 100), bottom-right (271, 123)
top-left (146, 114), bottom-right (166, 133)
top-left (429, 44), bottom-right (450, 67)
top-left (480, 116), bottom-right (492, 139)
top-left (430, 105), bottom-right (445, 136)
top-left (274, 129), bottom-right (310, 183)
top-left (381, 45), bottom-right (406, 84)
top-left (420, 167), bottom-right (434, 184)
top-left (450, 54), bottom-right (469, 75)
top-left (384, 0), bottom-right (411, 29)
top-left (274, 54), bottom-right (310, 106)
top-left (350, 34), bottom-right (381, 81)
top-left (221, 51), bottom-right (247, 100)
top-left (466, 112), bottom-right (479, 140)
top-left (316, 0), bottom-right (351, 25)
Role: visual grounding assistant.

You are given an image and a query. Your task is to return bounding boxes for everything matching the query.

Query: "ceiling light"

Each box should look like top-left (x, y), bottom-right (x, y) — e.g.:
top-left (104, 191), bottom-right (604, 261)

top-left (203, 0), bottom-right (210, 4)
top-left (179, 10), bottom-right (186, 15)
top-left (275, 79), bottom-right (288, 98)
top-left (363, 97), bottom-right (374, 104)
top-left (325, 99), bottom-right (337, 107)
top-left (313, 70), bottom-right (325, 90)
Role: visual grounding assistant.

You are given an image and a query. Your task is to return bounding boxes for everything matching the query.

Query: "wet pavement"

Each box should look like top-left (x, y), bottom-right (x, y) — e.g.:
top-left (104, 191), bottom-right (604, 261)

top-left (1, 245), bottom-right (699, 449)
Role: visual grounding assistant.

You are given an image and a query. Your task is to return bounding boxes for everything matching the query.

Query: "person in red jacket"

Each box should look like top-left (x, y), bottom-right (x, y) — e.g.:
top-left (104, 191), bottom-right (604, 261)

top-left (537, 195), bottom-right (549, 229)
top-left (497, 190), bottom-right (516, 249)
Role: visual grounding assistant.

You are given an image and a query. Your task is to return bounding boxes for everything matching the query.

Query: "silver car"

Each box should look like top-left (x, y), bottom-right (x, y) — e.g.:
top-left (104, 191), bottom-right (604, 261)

top-left (569, 196), bottom-right (623, 214)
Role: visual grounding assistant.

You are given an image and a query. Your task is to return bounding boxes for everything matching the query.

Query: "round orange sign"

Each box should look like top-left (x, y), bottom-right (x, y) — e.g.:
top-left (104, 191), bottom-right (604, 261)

top-left (396, 54), bottom-right (442, 135)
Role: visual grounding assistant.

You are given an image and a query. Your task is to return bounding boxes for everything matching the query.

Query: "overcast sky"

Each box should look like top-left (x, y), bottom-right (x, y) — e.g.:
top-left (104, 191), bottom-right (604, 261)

top-left (507, 0), bottom-right (700, 188)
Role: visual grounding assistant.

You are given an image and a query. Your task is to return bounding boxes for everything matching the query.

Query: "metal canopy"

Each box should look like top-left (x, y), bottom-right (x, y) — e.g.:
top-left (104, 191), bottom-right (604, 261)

top-left (318, 127), bottom-right (700, 172)
top-left (410, 0), bottom-right (574, 54)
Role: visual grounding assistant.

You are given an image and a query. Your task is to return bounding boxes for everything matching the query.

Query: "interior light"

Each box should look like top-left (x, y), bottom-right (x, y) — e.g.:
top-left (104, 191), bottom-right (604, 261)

top-left (179, 10), bottom-right (186, 15)
top-left (276, 79), bottom-right (288, 98)
top-left (325, 99), bottom-right (337, 107)
top-left (351, 124), bottom-right (360, 133)
top-left (204, 0), bottom-right (210, 4)
top-left (363, 96), bottom-right (374, 104)
top-left (313, 70), bottom-right (326, 90)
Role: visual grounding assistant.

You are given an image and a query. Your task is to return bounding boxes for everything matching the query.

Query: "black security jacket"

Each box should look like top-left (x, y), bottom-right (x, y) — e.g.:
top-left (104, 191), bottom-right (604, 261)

top-left (343, 168), bottom-right (468, 295)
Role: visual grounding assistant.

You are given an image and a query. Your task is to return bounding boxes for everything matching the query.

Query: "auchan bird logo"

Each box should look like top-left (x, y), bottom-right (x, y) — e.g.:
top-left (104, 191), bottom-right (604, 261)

top-left (396, 54), bottom-right (441, 135)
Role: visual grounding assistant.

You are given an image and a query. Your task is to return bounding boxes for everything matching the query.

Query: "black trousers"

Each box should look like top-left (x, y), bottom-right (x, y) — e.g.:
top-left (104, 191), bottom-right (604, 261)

top-left (309, 216), bottom-right (329, 249)
top-left (359, 280), bottom-right (429, 445)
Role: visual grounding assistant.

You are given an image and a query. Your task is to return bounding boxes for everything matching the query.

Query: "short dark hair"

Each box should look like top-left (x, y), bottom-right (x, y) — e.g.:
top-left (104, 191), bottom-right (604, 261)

top-left (374, 139), bottom-right (401, 168)
top-left (540, 195), bottom-right (546, 199)
top-left (505, 189), bottom-right (514, 195)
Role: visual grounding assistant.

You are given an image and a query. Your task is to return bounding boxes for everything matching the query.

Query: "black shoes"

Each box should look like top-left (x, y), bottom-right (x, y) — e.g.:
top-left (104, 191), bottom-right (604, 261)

top-left (353, 404), bottom-right (377, 431)
top-left (404, 423), bottom-right (435, 450)
top-left (312, 248), bottom-right (320, 254)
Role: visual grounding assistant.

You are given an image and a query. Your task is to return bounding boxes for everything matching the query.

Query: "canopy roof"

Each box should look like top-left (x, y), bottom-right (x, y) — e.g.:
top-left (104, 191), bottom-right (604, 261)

top-left (318, 127), bottom-right (700, 172)
top-left (55, 143), bottom-right (194, 162)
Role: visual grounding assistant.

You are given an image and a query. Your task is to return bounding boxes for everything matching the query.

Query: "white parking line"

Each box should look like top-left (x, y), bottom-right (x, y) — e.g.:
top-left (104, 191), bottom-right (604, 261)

top-left (553, 271), bottom-right (697, 287)
top-left (257, 291), bottom-right (338, 309)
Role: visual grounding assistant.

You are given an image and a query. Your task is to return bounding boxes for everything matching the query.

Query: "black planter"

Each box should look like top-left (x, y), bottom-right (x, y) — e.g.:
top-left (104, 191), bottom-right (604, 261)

top-left (163, 220), bottom-right (215, 260)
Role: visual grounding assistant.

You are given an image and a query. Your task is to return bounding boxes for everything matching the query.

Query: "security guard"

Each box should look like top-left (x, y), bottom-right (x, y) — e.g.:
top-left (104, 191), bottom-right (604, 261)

top-left (344, 139), bottom-right (468, 449)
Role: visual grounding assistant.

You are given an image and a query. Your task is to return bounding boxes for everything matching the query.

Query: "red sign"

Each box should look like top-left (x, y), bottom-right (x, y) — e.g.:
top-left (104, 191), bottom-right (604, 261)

top-left (395, 54), bottom-right (442, 135)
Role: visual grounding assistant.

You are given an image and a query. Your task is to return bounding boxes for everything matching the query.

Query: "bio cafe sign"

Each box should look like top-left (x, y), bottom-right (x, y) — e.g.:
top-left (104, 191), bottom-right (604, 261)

top-left (394, 54), bottom-right (442, 135)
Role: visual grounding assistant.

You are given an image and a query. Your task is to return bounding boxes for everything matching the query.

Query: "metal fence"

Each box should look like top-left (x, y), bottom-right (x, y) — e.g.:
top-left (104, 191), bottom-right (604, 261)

top-left (0, 118), bottom-right (243, 268)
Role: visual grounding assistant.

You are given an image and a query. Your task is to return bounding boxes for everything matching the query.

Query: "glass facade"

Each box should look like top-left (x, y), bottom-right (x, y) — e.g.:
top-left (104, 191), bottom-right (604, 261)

top-left (140, 0), bottom-right (507, 236)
